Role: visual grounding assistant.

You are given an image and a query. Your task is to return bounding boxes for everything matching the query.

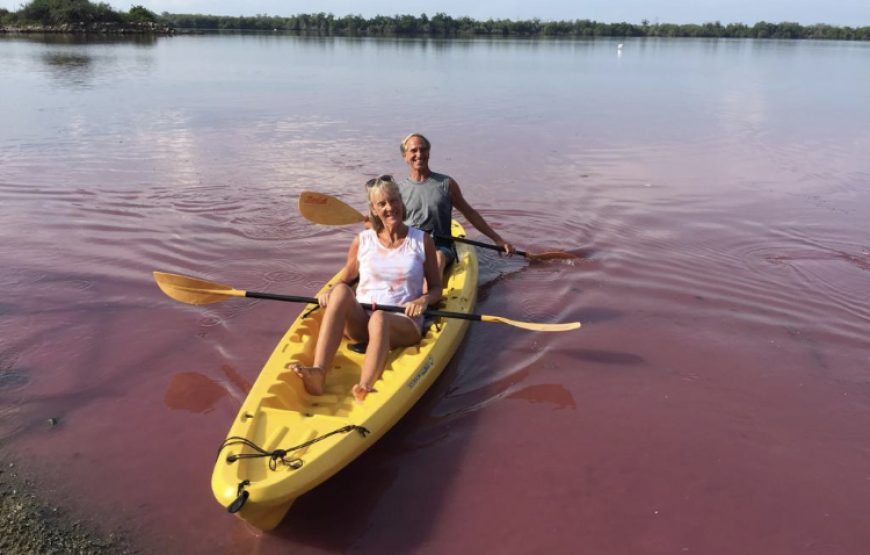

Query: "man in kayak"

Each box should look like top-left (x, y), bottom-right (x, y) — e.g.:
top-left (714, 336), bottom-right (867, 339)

top-left (397, 132), bottom-right (514, 273)
top-left (292, 176), bottom-right (443, 401)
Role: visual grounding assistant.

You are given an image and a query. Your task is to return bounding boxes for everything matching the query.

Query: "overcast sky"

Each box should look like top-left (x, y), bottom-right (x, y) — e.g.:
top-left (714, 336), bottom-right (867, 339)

top-left (1, 0), bottom-right (867, 26)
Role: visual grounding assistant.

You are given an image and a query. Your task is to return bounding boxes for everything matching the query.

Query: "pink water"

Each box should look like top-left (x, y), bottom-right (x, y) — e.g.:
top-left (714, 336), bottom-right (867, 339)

top-left (1, 35), bottom-right (869, 553)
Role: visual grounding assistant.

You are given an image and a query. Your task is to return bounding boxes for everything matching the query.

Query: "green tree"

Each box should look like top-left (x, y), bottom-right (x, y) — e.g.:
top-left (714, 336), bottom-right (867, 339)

top-left (127, 4), bottom-right (157, 23)
top-left (17, 0), bottom-right (122, 25)
top-left (752, 21), bottom-right (777, 38)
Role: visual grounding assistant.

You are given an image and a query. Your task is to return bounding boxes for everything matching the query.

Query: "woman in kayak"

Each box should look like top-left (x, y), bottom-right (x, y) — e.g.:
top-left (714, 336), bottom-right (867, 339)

top-left (397, 132), bottom-right (514, 273)
top-left (292, 175), bottom-right (442, 401)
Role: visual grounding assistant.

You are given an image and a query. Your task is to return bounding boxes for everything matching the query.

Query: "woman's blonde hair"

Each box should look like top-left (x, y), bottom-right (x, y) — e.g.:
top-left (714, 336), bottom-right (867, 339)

top-left (365, 175), bottom-right (406, 233)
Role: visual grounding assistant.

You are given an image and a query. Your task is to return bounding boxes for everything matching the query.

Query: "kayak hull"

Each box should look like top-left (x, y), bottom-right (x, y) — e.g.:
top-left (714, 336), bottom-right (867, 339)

top-left (211, 221), bottom-right (478, 530)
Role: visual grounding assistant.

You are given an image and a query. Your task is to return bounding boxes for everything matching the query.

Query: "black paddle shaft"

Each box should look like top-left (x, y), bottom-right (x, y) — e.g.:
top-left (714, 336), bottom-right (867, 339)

top-left (245, 291), bottom-right (483, 322)
top-left (433, 234), bottom-right (527, 257)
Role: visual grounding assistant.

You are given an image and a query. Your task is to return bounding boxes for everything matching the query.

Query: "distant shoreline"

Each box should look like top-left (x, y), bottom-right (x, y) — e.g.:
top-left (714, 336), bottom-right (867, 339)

top-left (0, 22), bottom-right (173, 35)
top-left (3, 5), bottom-right (867, 41)
top-left (3, 26), bottom-right (867, 42)
top-left (0, 2), bottom-right (170, 35)
top-left (157, 13), bottom-right (870, 41)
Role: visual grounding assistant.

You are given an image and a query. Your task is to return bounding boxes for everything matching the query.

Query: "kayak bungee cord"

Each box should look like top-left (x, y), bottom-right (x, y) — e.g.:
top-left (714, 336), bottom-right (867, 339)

top-left (216, 425), bottom-right (371, 471)
top-left (218, 425), bottom-right (371, 513)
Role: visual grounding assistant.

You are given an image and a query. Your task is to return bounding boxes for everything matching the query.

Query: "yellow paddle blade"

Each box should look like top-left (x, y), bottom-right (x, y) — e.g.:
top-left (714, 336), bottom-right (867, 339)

top-left (298, 191), bottom-right (366, 226)
top-left (479, 315), bottom-right (581, 332)
top-left (153, 272), bottom-right (246, 305)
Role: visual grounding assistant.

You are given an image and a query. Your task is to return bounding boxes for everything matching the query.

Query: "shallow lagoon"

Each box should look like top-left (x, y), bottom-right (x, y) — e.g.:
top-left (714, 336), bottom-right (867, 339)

top-left (1, 34), bottom-right (869, 553)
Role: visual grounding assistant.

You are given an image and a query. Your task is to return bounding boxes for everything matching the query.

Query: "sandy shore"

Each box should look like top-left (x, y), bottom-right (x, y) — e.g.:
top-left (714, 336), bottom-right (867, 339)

top-left (0, 459), bottom-right (136, 554)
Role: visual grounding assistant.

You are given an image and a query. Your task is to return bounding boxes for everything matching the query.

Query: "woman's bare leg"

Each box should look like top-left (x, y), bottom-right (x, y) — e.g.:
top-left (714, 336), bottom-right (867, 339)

top-left (294, 284), bottom-right (367, 395)
top-left (353, 311), bottom-right (421, 401)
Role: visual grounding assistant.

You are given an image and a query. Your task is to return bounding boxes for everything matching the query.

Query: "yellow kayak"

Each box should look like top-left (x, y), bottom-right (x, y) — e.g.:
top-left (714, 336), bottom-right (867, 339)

top-left (211, 220), bottom-right (479, 530)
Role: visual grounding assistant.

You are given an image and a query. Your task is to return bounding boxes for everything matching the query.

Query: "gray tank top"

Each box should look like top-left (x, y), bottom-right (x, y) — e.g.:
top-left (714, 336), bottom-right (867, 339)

top-left (398, 172), bottom-right (452, 237)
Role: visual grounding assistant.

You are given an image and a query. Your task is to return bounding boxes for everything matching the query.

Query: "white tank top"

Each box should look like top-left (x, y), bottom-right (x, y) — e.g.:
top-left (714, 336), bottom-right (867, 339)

top-left (356, 227), bottom-right (426, 312)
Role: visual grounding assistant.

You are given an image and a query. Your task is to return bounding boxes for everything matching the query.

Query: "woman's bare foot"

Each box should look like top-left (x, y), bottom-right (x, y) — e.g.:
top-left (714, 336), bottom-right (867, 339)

top-left (291, 364), bottom-right (325, 395)
top-left (352, 383), bottom-right (373, 402)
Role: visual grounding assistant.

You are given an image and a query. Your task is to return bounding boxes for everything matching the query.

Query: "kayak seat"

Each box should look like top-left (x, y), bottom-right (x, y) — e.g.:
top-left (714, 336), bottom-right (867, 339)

top-left (348, 341), bottom-right (367, 354)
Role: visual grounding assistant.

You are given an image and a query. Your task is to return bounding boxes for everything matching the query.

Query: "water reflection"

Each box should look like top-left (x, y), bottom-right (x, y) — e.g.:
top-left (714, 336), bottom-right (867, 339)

top-left (11, 33), bottom-right (161, 47)
top-left (163, 371), bottom-right (227, 413)
top-left (40, 51), bottom-right (95, 86)
top-left (8, 34), bottom-right (163, 88)
top-left (508, 383), bottom-right (577, 410)
top-left (0, 369), bottom-right (29, 389)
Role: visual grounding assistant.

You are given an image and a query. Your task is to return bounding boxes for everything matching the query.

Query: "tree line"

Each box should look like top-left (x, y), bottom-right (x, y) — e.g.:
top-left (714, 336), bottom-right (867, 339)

top-left (3, 3), bottom-right (869, 41)
top-left (160, 12), bottom-right (870, 41)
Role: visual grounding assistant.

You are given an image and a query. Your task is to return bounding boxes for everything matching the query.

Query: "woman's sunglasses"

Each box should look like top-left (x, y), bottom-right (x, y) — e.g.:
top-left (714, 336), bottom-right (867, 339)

top-left (366, 174), bottom-right (394, 187)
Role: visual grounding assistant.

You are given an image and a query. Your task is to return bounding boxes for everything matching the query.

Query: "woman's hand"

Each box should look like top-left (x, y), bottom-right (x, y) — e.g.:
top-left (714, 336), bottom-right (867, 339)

top-left (404, 297), bottom-right (428, 318)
